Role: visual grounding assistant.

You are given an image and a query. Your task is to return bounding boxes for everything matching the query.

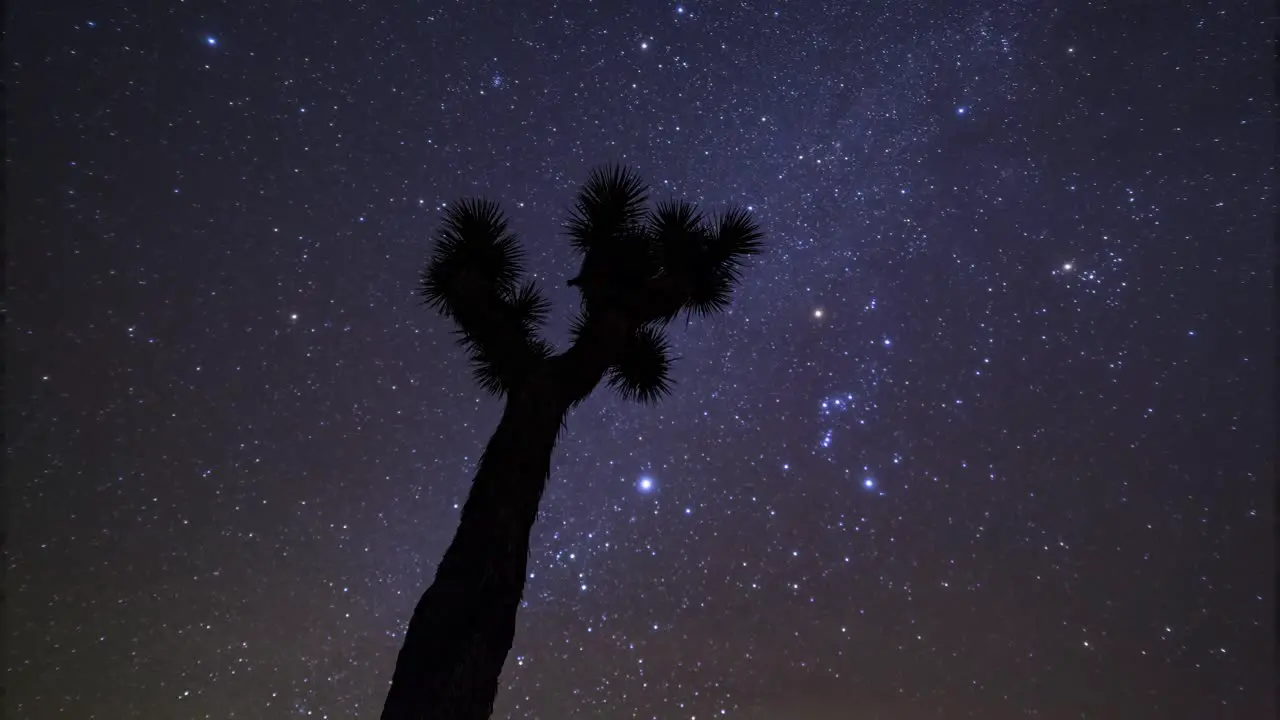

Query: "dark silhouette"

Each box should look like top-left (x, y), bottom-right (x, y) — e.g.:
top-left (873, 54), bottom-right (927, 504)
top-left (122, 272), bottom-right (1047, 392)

top-left (381, 165), bottom-right (764, 720)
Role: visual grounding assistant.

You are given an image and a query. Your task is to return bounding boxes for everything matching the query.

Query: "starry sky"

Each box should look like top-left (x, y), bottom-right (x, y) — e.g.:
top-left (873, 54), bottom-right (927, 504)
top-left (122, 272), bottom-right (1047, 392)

top-left (9, 1), bottom-right (1274, 718)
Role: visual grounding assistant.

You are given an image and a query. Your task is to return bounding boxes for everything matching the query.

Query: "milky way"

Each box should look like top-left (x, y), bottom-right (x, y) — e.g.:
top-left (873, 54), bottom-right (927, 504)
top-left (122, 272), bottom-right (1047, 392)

top-left (10, 1), bottom-right (1273, 718)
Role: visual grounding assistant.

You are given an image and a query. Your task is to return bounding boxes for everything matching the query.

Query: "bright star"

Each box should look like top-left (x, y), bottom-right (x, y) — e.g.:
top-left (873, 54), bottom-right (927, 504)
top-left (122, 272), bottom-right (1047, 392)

top-left (205, 36), bottom-right (217, 46)
top-left (637, 476), bottom-right (655, 493)
top-left (863, 477), bottom-right (875, 489)
top-left (813, 308), bottom-right (824, 319)
top-left (956, 106), bottom-right (967, 115)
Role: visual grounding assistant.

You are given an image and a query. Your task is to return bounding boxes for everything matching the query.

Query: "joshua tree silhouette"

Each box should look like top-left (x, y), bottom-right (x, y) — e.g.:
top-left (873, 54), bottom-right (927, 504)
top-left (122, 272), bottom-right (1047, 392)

top-left (381, 165), bottom-right (764, 719)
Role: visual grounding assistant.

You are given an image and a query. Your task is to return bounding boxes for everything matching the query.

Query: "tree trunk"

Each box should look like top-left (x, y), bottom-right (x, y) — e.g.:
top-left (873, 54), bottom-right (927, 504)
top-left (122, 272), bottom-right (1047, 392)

top-left (381, 383), bottom-right (566, 720)
top-left (382, 317), bottom-right (626, 719)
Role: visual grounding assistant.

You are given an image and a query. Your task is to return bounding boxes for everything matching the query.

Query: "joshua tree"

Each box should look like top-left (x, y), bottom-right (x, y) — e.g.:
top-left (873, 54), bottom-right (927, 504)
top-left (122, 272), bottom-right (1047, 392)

top-left (381, 165), bottom-right (764, 719)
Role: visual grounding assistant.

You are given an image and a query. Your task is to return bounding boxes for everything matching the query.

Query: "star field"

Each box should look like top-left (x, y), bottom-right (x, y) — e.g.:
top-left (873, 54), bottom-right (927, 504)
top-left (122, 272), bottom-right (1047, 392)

top-left (9, 1), bottom-right (1274, 718)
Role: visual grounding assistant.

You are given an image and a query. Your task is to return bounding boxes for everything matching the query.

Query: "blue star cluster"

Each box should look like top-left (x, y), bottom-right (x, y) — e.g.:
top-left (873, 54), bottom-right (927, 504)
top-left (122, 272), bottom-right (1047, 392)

top-left (9, 1), bottom-right (1272, 718)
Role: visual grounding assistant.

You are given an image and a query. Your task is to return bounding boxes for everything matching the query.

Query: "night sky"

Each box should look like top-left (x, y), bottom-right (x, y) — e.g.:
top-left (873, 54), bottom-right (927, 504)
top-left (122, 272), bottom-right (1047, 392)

top-left (9, 1), bottom-right (1274, 718)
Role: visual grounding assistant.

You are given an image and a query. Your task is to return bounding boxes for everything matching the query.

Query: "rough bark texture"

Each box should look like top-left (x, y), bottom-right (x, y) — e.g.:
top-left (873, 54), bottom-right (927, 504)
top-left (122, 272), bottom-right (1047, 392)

top-left (381, 319), bottom-right (625, 720)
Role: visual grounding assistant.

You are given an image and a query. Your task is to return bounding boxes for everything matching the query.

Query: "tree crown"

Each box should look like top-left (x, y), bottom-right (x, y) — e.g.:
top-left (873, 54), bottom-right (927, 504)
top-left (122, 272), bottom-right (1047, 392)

top-left (419, 164), bottom-right (764, 404)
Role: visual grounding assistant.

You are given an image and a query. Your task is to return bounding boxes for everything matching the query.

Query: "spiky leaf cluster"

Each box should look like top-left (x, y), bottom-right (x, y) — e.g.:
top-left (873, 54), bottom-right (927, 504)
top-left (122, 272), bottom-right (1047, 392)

top-left (559, 166), bottom-right (764, 403)
top-left (681, 207), bottom-right (765, 317)
top-left (606, 325), bottom-right (675, 404)
top-left (418, 165), bottom-right (763, 404)
top-left (421, 199), bottom-right (523, 314)
top-left (419, 200), bottom-right (551, 397)
top-left (563, 166), bottom-right (659, 311)
top-left (564, 165), bottom-right (648, 255)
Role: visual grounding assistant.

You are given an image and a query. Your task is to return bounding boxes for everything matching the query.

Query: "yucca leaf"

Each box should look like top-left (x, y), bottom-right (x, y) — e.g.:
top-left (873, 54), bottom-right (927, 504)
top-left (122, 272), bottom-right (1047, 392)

top-left (420, 199), bottom-right (524, 318)
top-left (569, 224), bottom-right (662, 308)
top-left (606, 326), bottom-right (675, 404)
top-left (463, 338), bottom-right (512, 396)
top-left (712, 207), bottom-right (765, 269)
top-left (455, 318), bottom-right (551, 398)
top-left (681, 206), bottom-right (764, 317)
top-left (568, 309), bottom-right (590, 345)
top-left (650, 199), bottom-right (704, 248)
top-left (564, 164), bottom-right (648, 255)
top-left (647, 199), bottom-right (703, 281)
top-left (510, 281), bottom-right (551, 335)
top-left (464, 341), bottom-right (550, 396)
